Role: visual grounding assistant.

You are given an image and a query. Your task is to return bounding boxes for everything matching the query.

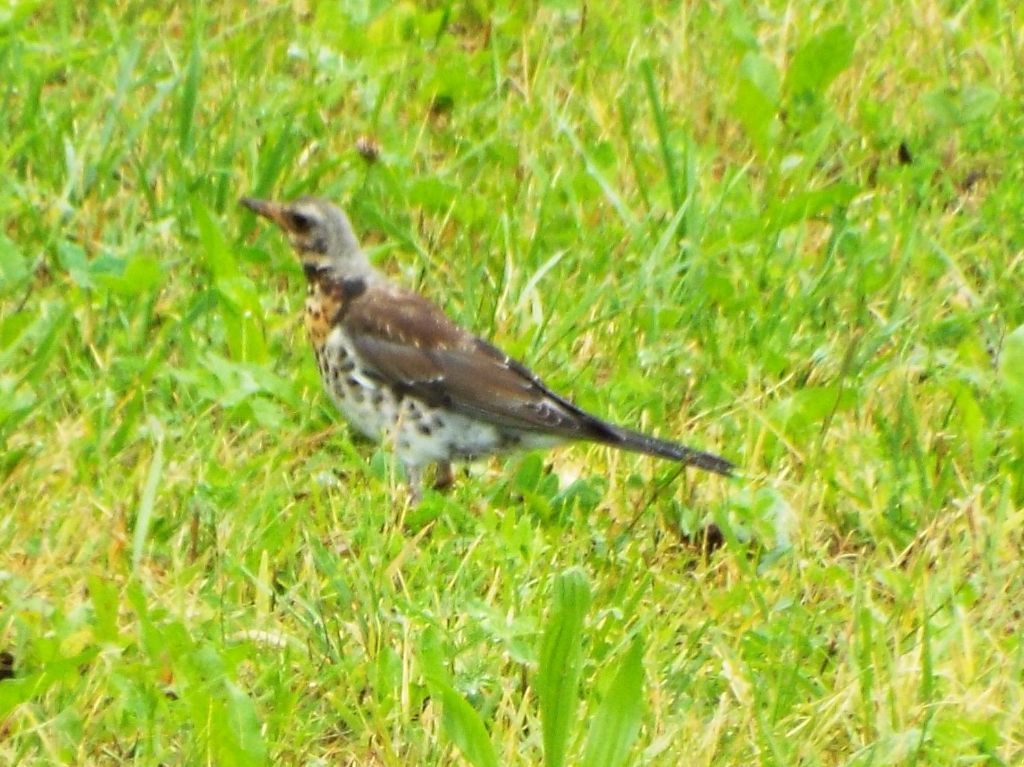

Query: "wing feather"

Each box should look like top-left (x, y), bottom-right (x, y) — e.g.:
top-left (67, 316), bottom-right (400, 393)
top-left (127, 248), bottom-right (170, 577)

top-left (342, 287), bottom-right (609, 438)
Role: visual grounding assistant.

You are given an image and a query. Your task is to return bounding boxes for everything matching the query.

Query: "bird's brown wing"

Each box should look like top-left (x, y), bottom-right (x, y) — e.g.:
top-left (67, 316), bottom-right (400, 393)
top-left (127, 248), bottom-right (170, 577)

top-left (342, 284), bottom-right (734, 475)
top-left (342, 286), bottom-right (611, 438)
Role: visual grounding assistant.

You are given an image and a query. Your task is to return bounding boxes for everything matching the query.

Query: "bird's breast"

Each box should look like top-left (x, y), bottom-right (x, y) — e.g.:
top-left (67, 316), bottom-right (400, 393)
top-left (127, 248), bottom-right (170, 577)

top-left (303, 275), bottom-right (367, 348)
top-left (304, 288), bottom-right (338, 348)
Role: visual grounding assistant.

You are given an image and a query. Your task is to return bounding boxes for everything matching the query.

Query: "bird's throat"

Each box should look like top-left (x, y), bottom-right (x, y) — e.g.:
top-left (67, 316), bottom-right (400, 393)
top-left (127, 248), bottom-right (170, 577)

top-left (303, 273), bottom-right (368, 347)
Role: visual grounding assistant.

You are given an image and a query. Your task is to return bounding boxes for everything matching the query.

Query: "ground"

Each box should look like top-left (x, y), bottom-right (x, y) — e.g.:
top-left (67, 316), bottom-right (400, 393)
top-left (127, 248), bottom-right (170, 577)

top-left (1, 1), bottom-right (1023, 765)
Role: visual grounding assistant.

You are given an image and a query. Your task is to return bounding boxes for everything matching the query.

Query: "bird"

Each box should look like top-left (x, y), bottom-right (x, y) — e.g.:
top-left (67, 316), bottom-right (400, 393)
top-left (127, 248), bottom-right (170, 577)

top-left (240, 195), bottom-right (733, 501)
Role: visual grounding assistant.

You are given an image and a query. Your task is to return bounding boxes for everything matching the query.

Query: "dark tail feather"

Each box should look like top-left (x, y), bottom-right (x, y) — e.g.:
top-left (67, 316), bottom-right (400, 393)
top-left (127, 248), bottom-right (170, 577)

top-left (601, 425), bottom-right (734, 476)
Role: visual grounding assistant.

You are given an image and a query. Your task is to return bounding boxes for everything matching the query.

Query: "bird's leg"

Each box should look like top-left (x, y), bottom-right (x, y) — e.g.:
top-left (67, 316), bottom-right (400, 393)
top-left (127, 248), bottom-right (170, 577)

top-left (433, 461), bottom-right (455, 491)
top-left (403, 462), bottom-right (424, 505)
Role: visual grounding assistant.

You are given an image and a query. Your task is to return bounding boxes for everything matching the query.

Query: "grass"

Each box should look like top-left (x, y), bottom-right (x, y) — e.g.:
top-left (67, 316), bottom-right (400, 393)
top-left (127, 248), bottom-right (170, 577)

top-left (2, 0), bottom-right (1024, 764)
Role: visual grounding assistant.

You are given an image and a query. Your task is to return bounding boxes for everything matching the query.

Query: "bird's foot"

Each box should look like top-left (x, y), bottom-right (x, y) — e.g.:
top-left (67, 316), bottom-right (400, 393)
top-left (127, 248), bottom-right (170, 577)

top-left (432, 461), bottom-right (455, 491)
top-left (403, 463), bottom-right (424, 505)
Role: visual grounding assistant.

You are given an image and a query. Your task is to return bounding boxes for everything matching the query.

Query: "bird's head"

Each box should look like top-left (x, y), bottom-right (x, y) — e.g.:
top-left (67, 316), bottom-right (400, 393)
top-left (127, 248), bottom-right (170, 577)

top-left (240, 195), bottom-right (373, 280)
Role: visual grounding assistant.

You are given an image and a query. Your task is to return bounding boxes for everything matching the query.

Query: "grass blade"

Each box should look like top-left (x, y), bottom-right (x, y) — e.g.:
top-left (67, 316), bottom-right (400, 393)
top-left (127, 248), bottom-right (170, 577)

top-left (192, 196), bottom-right (237, 281)
top-left (581, 637), bottom-right (646, 767)
top-left (420, 628), bottom-right (499, 767)
top-left (131, 423), bottom-right (165, 571)
top-left (433, 682), bottom-right (499, 767)
top-left (554, 112), bottom-right (638, 232)
top-left (640, 59), bottom-right (683, 215)
top-left (178, 37), bottom-right (202, 154)
top-left (537, 568), bottom-right (592, 767)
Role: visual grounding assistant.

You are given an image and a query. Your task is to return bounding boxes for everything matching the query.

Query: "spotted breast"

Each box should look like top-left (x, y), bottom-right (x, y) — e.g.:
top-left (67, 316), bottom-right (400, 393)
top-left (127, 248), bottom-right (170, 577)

top-left (304, 271), bottom-right (390, 439)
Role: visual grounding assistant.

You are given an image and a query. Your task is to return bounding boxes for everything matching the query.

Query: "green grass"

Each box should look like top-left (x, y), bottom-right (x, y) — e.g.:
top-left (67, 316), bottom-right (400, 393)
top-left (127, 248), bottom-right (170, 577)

top-left (2, 0), bottom-right (1024, 764)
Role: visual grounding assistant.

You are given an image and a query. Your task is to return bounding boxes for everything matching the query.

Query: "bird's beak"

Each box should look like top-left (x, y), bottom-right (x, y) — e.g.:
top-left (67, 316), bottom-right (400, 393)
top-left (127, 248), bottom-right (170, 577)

top-left (239, 196), bottom-right (286, 227)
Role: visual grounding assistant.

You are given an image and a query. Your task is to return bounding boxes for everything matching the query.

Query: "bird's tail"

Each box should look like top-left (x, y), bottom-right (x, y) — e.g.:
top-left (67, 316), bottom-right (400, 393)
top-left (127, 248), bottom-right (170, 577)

top-left (600, 424), bottom-right (734, 476)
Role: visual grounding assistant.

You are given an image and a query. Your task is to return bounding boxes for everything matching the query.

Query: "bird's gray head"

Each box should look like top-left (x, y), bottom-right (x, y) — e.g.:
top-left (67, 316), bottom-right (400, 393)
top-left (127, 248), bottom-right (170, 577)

top-left (240, 195), bottom-right (373, 280)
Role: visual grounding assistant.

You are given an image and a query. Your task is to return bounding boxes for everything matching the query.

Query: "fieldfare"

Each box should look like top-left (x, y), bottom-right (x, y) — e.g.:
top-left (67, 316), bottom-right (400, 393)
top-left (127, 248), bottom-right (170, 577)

top-left (241, 196), bottom-right (733, 500)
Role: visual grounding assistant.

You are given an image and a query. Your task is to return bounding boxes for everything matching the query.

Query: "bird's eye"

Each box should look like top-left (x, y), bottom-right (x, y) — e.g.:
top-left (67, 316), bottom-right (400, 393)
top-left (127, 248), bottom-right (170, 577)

top-left (288, 211), bottom-right (314, 233)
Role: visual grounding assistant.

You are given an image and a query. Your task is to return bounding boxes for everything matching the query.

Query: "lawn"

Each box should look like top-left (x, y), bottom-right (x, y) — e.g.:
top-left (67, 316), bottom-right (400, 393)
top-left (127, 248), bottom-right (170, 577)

top-left (2, 1), bottom-right (1023, 764)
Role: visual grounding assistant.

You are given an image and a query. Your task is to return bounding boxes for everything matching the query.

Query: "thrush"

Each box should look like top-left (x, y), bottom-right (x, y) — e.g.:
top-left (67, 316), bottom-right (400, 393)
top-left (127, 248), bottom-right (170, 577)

top-left (240, 195), bottom-right (733, 500)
